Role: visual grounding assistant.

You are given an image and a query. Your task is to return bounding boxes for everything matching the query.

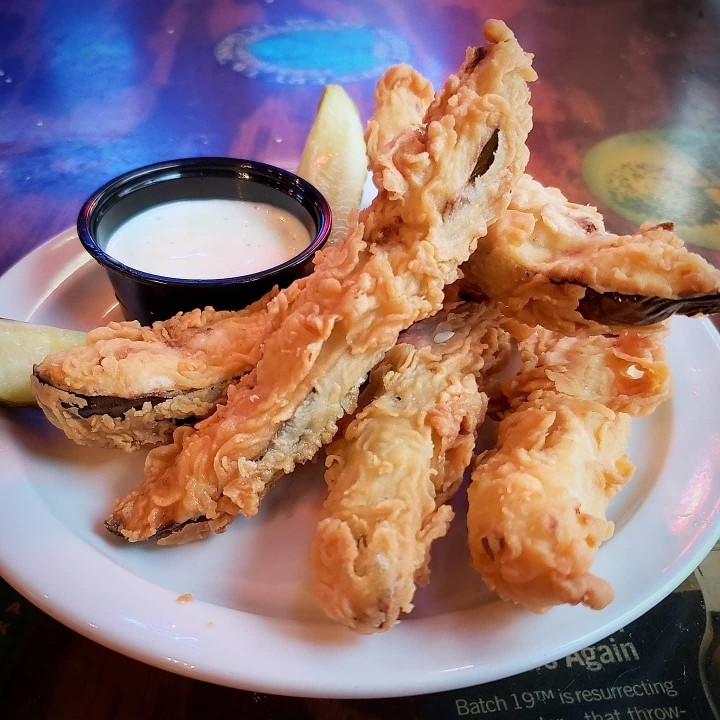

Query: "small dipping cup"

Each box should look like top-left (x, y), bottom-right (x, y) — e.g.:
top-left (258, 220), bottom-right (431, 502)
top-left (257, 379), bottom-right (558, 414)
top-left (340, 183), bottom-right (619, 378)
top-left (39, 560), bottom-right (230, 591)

top-left (77, 157), bottom-right (331, 324)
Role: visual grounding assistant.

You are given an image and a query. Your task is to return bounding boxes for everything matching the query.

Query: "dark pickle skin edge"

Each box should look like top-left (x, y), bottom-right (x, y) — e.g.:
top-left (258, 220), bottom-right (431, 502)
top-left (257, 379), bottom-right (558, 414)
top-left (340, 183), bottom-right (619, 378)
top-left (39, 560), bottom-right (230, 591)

top-left (33, 374), bottom-right (231, 419)
top-left (104, 515), bottom-right (209, 540)
top-left (470, 128), bottom-right (500, 183)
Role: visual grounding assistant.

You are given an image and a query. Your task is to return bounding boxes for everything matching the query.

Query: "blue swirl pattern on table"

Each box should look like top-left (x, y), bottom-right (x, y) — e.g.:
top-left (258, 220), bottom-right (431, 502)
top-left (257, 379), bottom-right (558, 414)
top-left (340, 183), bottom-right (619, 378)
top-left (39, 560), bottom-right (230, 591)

top-left (215, 20), bottom-right (412, 84)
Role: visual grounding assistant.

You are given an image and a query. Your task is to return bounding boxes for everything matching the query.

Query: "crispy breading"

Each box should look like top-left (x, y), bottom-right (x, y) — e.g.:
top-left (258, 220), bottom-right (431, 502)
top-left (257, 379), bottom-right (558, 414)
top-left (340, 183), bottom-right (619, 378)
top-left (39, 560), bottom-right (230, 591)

top-left (106, 20), bottom-right (537, 543)
top-left (310, 301), bottom-right (509, 633)
top-left (503, 322), bottom-right (672, 417)
top-left (467, 394), bottom-right (634, 612)
top-left (461, 175), bottom-right (720, 334)
top-left (364, 64), bottom-right (434, 162)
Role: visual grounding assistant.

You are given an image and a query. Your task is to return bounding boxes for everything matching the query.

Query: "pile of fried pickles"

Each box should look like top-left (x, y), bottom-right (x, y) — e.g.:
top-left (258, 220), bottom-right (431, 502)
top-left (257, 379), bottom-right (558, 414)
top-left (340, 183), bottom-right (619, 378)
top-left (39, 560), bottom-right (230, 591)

top-left (23, 20), bottom-right (720, 633)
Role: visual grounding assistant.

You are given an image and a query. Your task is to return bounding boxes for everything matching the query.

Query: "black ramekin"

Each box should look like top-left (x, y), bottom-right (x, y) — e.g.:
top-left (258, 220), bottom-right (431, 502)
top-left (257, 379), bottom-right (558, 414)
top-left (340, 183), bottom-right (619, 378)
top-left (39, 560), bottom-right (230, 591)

top-left (77, 157), bottom-right (332, 324)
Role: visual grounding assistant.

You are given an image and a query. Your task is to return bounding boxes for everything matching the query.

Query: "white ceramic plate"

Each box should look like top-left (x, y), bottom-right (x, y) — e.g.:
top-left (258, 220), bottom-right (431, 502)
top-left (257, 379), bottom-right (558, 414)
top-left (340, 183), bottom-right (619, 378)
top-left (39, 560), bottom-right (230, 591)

top-left (1, 229), bottom-right (720, 699)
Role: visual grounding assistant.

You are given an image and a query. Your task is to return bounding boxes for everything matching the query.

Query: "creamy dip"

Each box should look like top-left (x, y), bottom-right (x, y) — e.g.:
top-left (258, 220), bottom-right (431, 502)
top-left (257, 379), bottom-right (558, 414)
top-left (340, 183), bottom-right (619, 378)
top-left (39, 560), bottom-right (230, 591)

top-left (105, 199), bottom-right (311, 279)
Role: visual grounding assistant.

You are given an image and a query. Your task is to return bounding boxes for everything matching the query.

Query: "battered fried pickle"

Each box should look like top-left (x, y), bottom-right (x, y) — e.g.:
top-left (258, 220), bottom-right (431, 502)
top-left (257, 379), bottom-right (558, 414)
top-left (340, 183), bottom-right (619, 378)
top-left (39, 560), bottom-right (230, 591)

top-left (31, 286), bottom-right (301, 450)
top-left (106, 20), bottom-right (537, 544)
top-left (461, 175), bottom-right (720, 334)
top-left (311, 301), bottom-right (510, 633)
top-left (467, 394), bottom-right (634, 612)
top-left (466, 311), bottom-right (672, 612)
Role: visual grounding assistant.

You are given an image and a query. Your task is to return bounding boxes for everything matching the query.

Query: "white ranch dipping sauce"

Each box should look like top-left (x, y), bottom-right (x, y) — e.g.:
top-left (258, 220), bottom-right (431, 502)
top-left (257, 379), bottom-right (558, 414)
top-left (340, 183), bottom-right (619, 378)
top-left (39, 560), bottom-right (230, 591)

top-left (105, 198), bottom-right (311, 279)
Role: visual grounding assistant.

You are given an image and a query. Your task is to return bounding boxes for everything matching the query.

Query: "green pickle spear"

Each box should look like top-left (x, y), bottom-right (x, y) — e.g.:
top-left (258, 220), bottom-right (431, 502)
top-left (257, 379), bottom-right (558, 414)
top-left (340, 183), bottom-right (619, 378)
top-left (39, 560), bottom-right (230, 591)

top-left (0, 318), bottom-right (85, 406)
top-left (296, 84), bottom-right (368, 246)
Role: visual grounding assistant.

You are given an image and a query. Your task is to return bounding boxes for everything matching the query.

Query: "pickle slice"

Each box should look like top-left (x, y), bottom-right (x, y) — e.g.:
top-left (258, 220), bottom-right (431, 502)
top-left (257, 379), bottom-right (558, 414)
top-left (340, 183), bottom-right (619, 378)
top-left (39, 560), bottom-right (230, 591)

top-left (297, 84), bottom-right (368, 245)
top-left (0, 319), bottom-right (86, 406)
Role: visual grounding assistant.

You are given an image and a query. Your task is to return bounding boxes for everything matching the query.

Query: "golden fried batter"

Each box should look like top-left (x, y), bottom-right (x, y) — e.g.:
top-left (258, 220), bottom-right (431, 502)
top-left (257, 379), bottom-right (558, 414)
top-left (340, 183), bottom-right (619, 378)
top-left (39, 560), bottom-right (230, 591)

top-left (311, 302), bottom-right (509, 633)
top-left (462, 175), bottom-right (720, 334)
top-left (366, 69), bottom-right (720, 335)
top-left (364, 64), bottom-right (434, 162)
top-left (106, 20), bottom-right (537, 543)
top-left (503, 322), bottom-right (672, 417)
top-left (468, 394), bottom-right (634, 612)
top-left (466, 311), bottom-right (672, 612)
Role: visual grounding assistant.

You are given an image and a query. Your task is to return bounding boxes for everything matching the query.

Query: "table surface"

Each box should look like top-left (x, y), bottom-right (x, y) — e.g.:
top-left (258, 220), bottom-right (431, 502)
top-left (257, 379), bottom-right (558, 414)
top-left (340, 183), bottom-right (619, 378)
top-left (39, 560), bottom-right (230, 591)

top-left (1, 0), bottom-right (719, 717)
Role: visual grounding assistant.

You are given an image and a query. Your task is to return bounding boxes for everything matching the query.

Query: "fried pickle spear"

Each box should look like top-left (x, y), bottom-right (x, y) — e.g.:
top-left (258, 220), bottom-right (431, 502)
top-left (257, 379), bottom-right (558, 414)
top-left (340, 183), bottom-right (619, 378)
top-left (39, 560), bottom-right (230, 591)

top-left (31, 286), bottom-right (301, 450)
top-left (310, 301), bottom-right (510, 633)
top-left (466, 319), bottom-right (671, 612)
top-left (106, 20), bottom-right (537, 544)
top-left (461, 175), bottom-right (720, 334)
top-left (467, 394), bottom-right (634, 612)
